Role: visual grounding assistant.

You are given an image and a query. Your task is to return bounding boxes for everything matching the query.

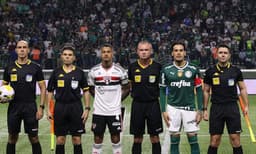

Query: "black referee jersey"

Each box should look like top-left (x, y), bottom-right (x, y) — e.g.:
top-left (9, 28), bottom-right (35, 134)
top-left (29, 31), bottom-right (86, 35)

top-left (47, 66), bottom-right (89, 103)
top-left (204, 63), bottom-right (243, 104)
top-left (128, 59), bottom-right (161, 102)
top-left (3, 60), bottom-right (44, 103)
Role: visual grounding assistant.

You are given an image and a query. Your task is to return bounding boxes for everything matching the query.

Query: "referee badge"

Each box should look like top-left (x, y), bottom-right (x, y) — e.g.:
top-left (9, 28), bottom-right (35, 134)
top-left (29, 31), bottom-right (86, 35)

top-left (71, 80), bottom-right (79, 89)
top-left (212, 77), bottom-right (220, 85)
top-left (134, 75), bottom-right (141, 83)
top-left (11, 74), bottom-right (17, 82)
top-left (228, 79), bottom-right (235, 86)
top-left (26, 74), bottom-right (33, 82)
top-left (149, 75), bottom-right (156, 83)
top-left (57, 80), bottom-right (64, 87)
top-left (177, 70), bottom-right (183, 77)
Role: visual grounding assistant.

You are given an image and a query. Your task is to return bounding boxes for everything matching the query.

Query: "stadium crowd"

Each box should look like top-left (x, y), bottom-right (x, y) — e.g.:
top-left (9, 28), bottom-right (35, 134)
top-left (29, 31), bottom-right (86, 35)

top-left (0, 0), bottom-right (256, 69)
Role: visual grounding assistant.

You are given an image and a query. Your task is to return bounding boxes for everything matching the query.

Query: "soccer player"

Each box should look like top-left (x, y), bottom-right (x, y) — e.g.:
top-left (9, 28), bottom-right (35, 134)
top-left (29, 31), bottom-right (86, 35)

top-left (160, 41), bottom-right (203, 154)
top-left (1, 40), bottom-right (46, 154)
top-left (47, 43), bottom-right (90, 154)
top-left (203, 44), bottom-right (249, 154)
top-left (87, 44), bottom-right (130, 154)
top-left (128, 40), bottom-right (163, 154)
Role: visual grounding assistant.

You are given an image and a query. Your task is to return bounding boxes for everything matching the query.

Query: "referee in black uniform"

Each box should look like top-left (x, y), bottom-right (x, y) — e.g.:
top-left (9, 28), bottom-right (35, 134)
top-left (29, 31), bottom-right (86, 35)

top-left (203, 44), bottom-right (249, 154)
top-left (128, 40), bottom-right (163, 154)
top-left (47, 43), bottom-right (90, 154)
top-left (1, 40), bottom-right (46, 154)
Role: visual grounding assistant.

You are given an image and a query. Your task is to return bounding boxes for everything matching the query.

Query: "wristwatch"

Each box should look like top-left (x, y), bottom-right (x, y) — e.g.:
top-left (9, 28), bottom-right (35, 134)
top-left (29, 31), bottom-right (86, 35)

top-left (85, 106), bottom-right (91, 111)
top-left (40, 105), bottom-right (45, 110)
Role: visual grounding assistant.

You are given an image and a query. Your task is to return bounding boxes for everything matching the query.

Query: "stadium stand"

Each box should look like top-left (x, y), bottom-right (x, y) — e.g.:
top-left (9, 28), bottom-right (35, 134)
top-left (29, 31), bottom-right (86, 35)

top-left (0, 0), bottom-right (255, 69)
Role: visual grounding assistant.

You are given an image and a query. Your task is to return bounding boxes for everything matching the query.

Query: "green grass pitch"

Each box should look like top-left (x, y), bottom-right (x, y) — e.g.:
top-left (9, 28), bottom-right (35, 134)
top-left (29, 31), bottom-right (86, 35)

top-left (0, 95), bottom-right (256, 154)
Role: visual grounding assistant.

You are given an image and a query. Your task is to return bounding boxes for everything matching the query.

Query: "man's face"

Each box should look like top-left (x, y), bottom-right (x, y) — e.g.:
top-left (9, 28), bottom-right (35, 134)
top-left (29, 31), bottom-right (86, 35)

top-left (16, 41), bottom-right (29, 58)
top-left (172, 44), bottom-right (186, 62)
top-left (61, 49), bottom-right (75, 65)
top-left (217, 47), bottom-right (230, 63)
top-left (137, 43), bottom-right (152, 60)
top-left (101, 47), bottom-right (113, 62)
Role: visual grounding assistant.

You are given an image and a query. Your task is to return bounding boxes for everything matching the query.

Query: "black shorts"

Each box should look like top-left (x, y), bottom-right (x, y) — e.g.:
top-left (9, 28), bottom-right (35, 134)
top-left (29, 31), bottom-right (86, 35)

top-left (8, 102), bottom-right (38, 136)
top-left (91, 114), bottom-right (122, 136)
top-left (54, 102), bottom-right (85, 136)
top-left (209, 103), bottom-right (242, 134)
top-left (130, 100), bottom-right (163, 136)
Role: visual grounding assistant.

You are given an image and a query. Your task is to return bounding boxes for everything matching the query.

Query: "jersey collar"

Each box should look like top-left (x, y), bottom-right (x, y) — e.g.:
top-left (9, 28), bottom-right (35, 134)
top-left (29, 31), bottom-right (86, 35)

top-left (173, 61), bottom-right (188, 70)
top-left (62, 65), bottom-right (76, 73)
top-left (15, 59), bottom-right (31, 68)
top-left (216, 62), bottom-right (230, 73)
top-left (137, 59), bottom-right (153, 69)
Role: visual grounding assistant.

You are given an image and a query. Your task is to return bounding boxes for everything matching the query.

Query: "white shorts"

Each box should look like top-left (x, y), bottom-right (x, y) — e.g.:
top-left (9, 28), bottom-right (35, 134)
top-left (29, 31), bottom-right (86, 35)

top-left (166, 105), bottom-right (199, 133)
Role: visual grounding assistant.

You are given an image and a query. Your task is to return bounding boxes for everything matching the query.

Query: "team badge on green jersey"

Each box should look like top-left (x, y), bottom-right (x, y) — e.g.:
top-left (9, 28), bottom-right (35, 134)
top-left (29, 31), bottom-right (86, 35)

top-left (185, 71), bottom-right (192, 78)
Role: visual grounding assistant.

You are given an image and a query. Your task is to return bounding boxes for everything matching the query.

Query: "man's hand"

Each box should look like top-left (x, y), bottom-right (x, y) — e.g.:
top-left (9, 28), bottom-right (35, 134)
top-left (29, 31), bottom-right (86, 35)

top-left (195, 111), bottom-right (203, 125)
top-left (81, 110), bottom-right (89, 124)
top-left (36, 107), bottom-right (44, 120)
top-left (203, 110), bottom-right (209, 121)
top-left (162, 112), bottom-right (170, 127)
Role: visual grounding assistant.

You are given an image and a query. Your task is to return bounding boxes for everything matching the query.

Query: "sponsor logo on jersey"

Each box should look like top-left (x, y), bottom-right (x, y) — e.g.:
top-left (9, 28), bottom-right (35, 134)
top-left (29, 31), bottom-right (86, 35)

top-left (58, 74), bottom-right (64, 77)
top-left (213, 72), bottom-right (219, 76)
top-left (185, 71), bottom-right (192, 78)
top-left (228, 79), bottom-right (235, 86)
top-left (11, 68), bottom-right (17, 72)
top-left (135, 69), bottom-right (140, 72)
top-left (170, 80), bottom-right (191, 88)
top-left (26, 74), bottom-right (33, 82)
top-left (149, 75), bottom-right (156, 83)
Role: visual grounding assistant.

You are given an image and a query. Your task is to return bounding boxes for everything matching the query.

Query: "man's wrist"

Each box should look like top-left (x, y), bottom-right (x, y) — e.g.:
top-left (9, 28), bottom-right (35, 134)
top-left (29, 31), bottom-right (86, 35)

top-left (202, 107), bottom-right (207, 111)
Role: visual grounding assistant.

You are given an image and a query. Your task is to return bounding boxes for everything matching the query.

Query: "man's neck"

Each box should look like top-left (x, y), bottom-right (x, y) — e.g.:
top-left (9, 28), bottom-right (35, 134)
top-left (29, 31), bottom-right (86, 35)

top-left (174, 60), bottom-right (186, 67)
top-left (17, 57), bottom-right (28, 64)
top-left (138, 58), bottom-right (151, 67)
top-left (102, 61), bottom-right (113, 69)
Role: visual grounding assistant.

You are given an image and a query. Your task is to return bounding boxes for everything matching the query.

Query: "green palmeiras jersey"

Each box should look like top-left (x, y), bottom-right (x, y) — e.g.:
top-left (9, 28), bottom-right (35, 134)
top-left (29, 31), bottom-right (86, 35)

top-left (159, 61), bottom-right (203, 112)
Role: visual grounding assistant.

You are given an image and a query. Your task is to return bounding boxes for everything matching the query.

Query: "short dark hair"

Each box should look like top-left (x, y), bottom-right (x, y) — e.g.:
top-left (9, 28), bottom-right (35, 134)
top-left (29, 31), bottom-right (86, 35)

top-left (171, 41), bottom-right (186, 51)
top-left (217, 44), bottom-right (230, 52)
top-left (100, 43), bottom-right (113, 51)
top-left (61, 43), bottom-right (75, 53)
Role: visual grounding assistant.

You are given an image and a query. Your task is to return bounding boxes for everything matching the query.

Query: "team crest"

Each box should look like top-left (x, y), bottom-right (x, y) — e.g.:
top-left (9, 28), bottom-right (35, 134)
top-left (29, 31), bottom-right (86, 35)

top-left (104, 76), bottom-right (111, 84)
top-left (149, 75), bottom-right (156, 83)
top-left (177, 70), bottom-right (183, 77)
top-left (228, 79), bottom-right (235, 86)
top-left (185, 71), bottom-right (192, 78)
top-left (71, 80), bottom-right (79, 89)
top-left (26, 74), bottom-right (33, 82)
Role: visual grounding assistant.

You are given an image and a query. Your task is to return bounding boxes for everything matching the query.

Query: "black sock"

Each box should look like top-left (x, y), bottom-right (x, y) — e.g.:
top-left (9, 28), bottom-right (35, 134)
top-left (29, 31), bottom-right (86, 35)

top-left (208, 146), bottom-right (217, 154)
top-left (233, 146), bottom-right (243, 154)
top-left (6, 143), bottom-right (15, 154)
top-left (152, 142), bottom-right (161, 154)
top-left (74, 144), bottom-right (82, 154)
top-left (132, 143), bottom-right (141, 154)
top-left (56, 145), bottom-right (65, 154)
top-left (32, 142), bottom-right (42, 154)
